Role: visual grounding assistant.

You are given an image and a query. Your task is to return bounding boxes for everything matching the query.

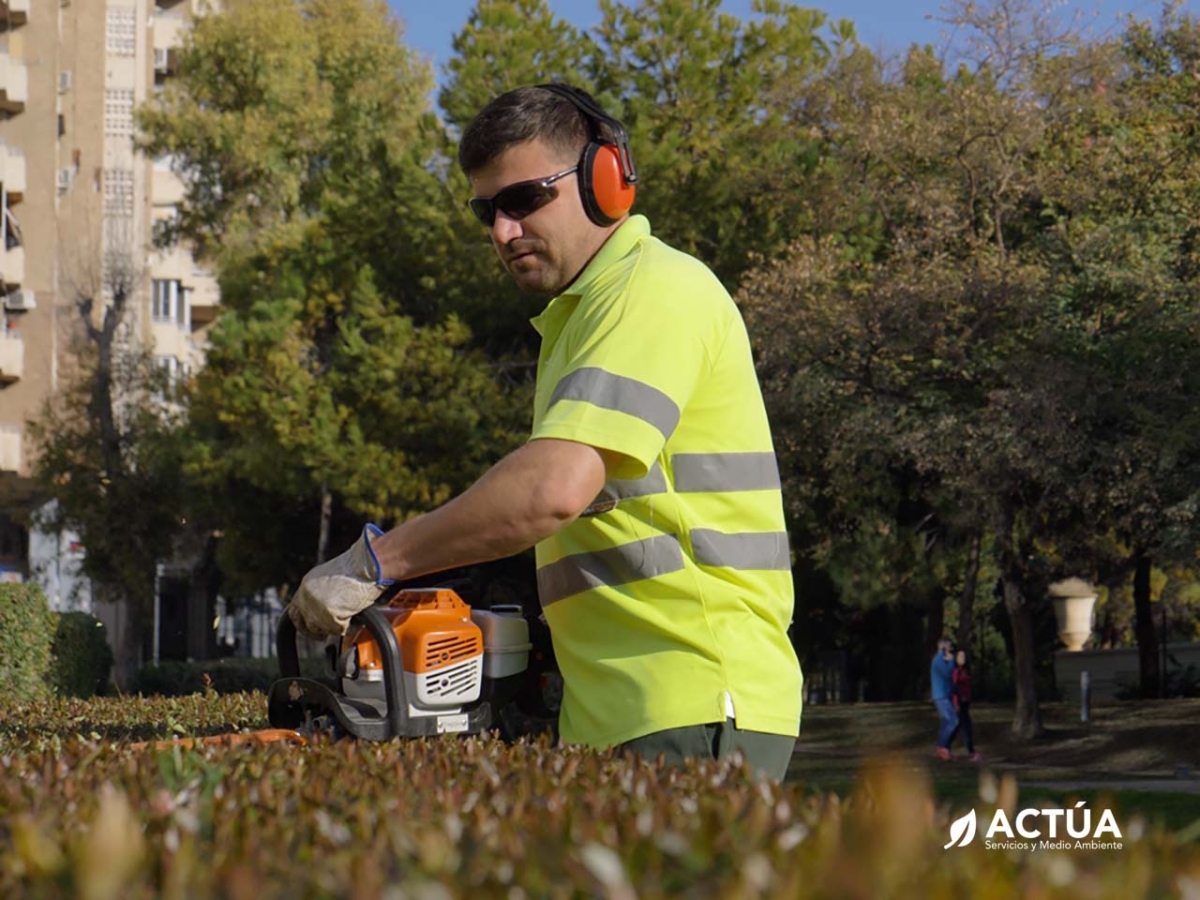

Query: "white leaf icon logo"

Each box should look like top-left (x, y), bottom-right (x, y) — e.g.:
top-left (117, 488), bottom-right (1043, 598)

top-left (944, 809), bottom-right (977, 849)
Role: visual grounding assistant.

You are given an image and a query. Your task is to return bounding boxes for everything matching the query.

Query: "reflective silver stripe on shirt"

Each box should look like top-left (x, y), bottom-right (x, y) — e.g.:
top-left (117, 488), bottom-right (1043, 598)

top-left (690, 530), bottom-right (791, 570)
top-left (549, 367), bottom-right (680, 439)
top-left (537, 534), bottom-right (686, 607)
top-left (673, 452), bottom-right (782, 493)
top-left (594, 463), bottom-right (668, 504)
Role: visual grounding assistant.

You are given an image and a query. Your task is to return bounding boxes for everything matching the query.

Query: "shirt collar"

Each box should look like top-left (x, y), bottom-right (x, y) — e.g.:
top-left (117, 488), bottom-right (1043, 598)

top-left (530, 215), bottom-right (651, 335)
top-left (559, 214), bottom-right (651, 299)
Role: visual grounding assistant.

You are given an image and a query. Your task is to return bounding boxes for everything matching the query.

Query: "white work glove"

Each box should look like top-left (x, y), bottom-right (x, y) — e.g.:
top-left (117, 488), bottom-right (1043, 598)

top-left (286, 524), bottom-right (393, 639)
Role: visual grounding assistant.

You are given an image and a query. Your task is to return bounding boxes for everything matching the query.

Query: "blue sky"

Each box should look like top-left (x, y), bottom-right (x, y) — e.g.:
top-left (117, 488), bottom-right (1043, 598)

top-left (387, 0), bottom-right (1177, 83)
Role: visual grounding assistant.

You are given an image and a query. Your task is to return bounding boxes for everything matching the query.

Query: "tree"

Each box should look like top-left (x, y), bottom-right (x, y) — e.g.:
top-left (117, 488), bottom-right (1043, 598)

top-left (138, 0), bottom-right (431, 266)
top-left (29, 249), bottom-right (185, 686)
top-left (183, 227), bottom-right (523, 594)
top-left (590, 0), bottom-right (857, 289)
top-left (741, 236), bottom-right (1070, 734)
top-left (742, 0), bottom-right (1200, 736)
top-left (433, 0), bottom-right (600, 358)
top-left (138, 0), bottom-right (527, 595)
top-left (1028, 4), bottom-right (1200, 696)
top-left (439, 0), bottom-right (860, 324)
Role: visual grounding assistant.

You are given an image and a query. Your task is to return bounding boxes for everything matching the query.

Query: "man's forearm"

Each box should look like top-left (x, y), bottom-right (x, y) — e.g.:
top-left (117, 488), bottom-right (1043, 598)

top-left (370, 439), bottom-right (608, 583)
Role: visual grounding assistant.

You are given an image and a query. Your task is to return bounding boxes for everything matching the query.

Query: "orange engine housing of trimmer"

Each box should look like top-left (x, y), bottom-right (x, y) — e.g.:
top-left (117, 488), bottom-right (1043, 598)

top-left (340, 588), bottom-right (485, 710)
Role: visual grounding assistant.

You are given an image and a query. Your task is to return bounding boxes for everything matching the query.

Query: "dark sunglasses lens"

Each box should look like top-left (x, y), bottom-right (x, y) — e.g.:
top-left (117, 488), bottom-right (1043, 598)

top-left (495, 184), bottom-right (556, 221)
top-left (468, 198), bottom-right (495, 227)
top-left (469, 182), bottom-right (559, 227)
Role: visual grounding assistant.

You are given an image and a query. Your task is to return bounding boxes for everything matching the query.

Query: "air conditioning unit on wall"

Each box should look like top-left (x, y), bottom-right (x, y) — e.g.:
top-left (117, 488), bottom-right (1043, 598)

top-left (56, 168), bottom-right (73, 192)
top-left (153, 48), bottom-right (170, 73)
top-left (59, 70), bottom-right (73, 93)
top-left (4, 290), bottom-right (35, 311)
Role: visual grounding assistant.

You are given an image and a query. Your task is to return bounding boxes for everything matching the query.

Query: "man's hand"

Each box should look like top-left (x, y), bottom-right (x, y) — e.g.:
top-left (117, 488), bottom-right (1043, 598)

top-left (286, 524), bottom-right (393, 639)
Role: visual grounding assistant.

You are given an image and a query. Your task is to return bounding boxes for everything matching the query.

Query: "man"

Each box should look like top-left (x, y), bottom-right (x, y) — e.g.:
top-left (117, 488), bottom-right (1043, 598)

top-left (287, 84), bottom-right (802, 781)
top-left (930, 638), bottom-right (958, 761)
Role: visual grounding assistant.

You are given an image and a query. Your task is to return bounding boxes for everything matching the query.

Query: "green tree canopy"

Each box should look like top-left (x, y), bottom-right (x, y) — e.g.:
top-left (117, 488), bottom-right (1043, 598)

top-left (139, 0), bottom-right (526, 593)
top-left (741, 1), bottom-right (1200, 734)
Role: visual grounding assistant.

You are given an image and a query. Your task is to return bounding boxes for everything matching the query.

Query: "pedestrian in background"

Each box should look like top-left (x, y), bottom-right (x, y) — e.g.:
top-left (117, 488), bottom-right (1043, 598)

top-left (930, 637), bottom-right (958, 761)
top-left (952, 648), bottom-right (983, 762)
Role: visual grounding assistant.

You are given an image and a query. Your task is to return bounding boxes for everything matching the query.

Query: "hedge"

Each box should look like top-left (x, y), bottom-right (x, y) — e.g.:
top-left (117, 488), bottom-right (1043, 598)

top-left (132, 656), bottom-right (328, 696)
top-left (49, 611), bottom-right (115, 699)
top-left (0, 582), bottom-right (54, 704)
top-left (0, 693), bottom-right (1196, 899)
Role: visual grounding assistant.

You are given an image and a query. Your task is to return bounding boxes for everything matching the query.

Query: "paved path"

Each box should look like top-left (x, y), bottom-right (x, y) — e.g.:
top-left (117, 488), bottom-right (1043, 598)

top-left (791, 747), bottom-right (1200, 794)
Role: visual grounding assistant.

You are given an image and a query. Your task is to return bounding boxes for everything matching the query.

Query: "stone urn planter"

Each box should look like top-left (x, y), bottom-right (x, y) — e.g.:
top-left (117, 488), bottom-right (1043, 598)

top-left (1050, 578), bottom-right (1098, 652)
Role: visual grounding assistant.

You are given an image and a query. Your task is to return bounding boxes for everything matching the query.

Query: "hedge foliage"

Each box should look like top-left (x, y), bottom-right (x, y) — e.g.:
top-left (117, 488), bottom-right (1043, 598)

top-left (132, 656), bottom-right (328, 696)
top-left (49, 611), bottom-right (115, 699)
top-left (0, 693), bottom-right (1197, 899)
top-left (0, 582), bottom-right (54, 704)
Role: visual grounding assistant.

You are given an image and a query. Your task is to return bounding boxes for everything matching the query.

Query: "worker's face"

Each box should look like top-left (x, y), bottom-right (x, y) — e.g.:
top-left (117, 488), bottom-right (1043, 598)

top-left (469, 138), bottom-right (613, 297)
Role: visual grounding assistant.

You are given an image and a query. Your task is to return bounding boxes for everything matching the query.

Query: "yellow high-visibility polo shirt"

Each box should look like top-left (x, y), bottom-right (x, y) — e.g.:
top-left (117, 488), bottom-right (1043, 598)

top-left (529, 214), bottom-right (803, 749)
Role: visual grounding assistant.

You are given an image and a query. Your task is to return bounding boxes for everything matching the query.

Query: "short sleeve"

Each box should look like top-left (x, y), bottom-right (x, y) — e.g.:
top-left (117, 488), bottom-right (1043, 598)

top-left (531, 254), bottom-right (728, 480)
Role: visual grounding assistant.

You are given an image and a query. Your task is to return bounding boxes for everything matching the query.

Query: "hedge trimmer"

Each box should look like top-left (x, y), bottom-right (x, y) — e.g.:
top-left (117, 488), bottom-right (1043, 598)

top-left (133, 586), bottom-right (558, 750)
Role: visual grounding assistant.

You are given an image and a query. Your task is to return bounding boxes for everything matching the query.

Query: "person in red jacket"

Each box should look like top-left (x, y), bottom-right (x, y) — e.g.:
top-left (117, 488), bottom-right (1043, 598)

top-left (951, 649), bottom-right (983, 762)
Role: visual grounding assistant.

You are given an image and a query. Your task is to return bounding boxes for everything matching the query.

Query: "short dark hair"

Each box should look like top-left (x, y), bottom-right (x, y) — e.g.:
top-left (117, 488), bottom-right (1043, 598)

top-left (458, 84), bottom-right (594, 176)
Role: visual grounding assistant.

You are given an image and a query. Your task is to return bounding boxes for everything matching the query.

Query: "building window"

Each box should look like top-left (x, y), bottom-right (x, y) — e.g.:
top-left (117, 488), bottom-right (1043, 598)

top-left (103, 170), bottom-right (134, 217)
top-left (3, 208), bottom-right (23, 250)
top-left (153, 355), bottom-right (181, 399)
top-left (106, 9), bottom-right (137, 57)
top-left (104, 90), bottom-right (135, 137)
top-left (151, 279), bottom-right (188, 328)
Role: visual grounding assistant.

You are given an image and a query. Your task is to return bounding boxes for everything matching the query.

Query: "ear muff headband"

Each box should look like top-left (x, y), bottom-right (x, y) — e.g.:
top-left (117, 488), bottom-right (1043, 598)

top-left (538, 83), bottom-right (638, 226)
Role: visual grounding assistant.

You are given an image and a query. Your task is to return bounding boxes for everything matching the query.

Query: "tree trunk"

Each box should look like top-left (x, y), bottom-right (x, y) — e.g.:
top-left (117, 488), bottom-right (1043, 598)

top-left (956, 531), bottom-right (982, 652)
top-left (1001, 575), bottom-right (1043, 739)
top-left (188, 535), bottom-right (221, 660)
top-left (316, 482), bottom-right (332, 565)
top-left (105, 587), bottom-right (146, 691)
top-left (922, 578), bottom-right (947, 700)
top-left (925, 585), bottom-right (946, 655)
top-left (996, 501), bottom-right (1042, 739)
top-left (1132, 551), bottom-right (1160, 699)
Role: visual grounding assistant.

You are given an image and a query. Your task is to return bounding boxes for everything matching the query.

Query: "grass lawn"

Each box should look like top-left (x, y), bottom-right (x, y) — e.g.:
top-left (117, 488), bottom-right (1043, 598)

top-left (786, 698), bottom-right (1200, 835)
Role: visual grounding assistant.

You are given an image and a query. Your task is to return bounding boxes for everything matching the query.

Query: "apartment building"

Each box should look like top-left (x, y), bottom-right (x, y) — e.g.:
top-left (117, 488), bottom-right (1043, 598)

top-left (0, 0), bottom-right (219, 636)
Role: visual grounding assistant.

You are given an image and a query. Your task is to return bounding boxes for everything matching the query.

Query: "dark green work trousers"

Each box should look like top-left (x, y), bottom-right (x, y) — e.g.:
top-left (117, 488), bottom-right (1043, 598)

top-left (619, 719), bottom-right (796, 783)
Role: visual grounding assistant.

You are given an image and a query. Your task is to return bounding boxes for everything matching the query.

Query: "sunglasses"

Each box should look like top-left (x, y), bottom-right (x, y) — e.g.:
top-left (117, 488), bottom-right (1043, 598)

top-left (468, 166), bottom-right (578, 227)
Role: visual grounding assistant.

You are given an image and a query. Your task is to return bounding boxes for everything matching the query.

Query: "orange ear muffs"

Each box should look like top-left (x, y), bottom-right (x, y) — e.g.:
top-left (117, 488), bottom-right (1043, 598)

top-left (580, 141), bottom-right (637, 226)
top-left (537, 83), bottom-right (640, 228)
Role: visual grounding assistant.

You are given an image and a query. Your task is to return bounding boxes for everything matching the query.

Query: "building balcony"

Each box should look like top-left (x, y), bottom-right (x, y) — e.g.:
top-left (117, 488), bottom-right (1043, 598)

top-left (0, 0), bottom-right (29, 27)
top-left (0, 424), bottom-right (20, 472)
top-left (151, 166), bottom-right (185, 206)
top-left (0, 53), bottom-right (27, 115)
top-left (187, 278), bottom-right (221, 329)
top-left (1, 244), bottom-right (23, 290)
top-left (0, 145), bottom-right (25, 203)
top-left (0, 332), bottom-right (22, 385)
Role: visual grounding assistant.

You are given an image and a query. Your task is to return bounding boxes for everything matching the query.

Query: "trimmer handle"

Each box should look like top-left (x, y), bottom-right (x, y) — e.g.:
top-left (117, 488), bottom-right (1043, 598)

top-left (276, 612), bottom-right (302, 678)
top-left (275, 605), bottom-right (408, 738)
